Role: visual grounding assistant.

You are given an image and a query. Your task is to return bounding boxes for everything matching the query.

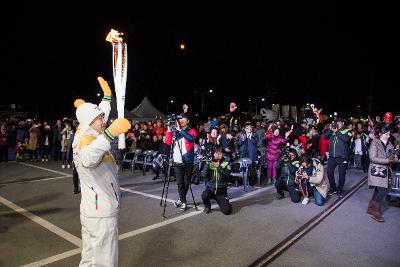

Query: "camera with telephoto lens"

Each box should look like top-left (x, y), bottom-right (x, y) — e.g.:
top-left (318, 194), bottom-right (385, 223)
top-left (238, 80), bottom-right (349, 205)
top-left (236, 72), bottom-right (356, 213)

top-left (167, 114), bottom-right (183, 130)
top-left (295, 166), bottom-right (307, 183)
top-left (281, 144), bottom-right (291, 161)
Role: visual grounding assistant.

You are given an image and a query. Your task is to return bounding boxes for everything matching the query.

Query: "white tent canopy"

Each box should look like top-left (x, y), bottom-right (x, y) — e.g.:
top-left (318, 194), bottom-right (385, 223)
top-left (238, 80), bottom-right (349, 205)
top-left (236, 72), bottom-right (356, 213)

top-left (130, 96), bottom-right (167, 121)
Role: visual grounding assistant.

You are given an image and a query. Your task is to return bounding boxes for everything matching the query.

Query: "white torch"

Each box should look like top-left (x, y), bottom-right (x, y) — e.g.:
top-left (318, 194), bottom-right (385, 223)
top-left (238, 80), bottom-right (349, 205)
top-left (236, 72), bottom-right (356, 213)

top-left (106, 29), bottom-right (128, 149)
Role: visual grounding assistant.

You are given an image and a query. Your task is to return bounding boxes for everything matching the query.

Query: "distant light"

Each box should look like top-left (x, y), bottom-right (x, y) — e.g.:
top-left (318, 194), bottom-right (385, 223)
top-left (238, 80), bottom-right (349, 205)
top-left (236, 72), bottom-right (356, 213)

top-left (209, 89), bottom-right (213, 93)
top-left (180, 43), bottom-right (185, 50)
top-left (261, 98), bottom-right (265, 102)
top-left (170, 100), bottom-right (174, 103)
top-left (248, 99), bottom-right (251, 102)
top-left (329, 115), bottom-right (332, 118)
top-left (97, 93), bottom-right (101, 97)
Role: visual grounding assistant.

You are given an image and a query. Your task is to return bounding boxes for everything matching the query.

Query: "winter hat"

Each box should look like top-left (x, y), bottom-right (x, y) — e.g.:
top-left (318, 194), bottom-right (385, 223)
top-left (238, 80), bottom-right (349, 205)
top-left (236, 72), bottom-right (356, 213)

top-left (74, 99), bottom-right (104, 126)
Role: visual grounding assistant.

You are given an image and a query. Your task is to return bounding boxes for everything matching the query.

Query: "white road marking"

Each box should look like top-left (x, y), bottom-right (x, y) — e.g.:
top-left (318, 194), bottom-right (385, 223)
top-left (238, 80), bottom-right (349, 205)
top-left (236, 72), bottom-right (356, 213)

top-left (29, 175), bottom-right (72, 183)
top-left (20, 248), bottom-right (82, 267)
top-left (119, 185), bottom-right (274, 241)
top-left (19, 162), bottom-right (70, 176)
top-left (16, 161), bottom-right (275, 266)
top-left (120, 187), bottom-right (176, 203)
top-left (0, 195), bottom-right (82, 248)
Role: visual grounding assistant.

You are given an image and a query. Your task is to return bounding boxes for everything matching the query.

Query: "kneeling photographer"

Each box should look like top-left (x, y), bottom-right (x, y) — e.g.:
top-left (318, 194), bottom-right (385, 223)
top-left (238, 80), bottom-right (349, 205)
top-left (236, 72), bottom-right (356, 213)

top-left (164, 113), bottom-right (197, 211)
top-left (296, 155), bottom-right (329, 206)
top-left (275, 147), bottom-right (301, 202)
top-left (201, 148), bottom-right (232, 215)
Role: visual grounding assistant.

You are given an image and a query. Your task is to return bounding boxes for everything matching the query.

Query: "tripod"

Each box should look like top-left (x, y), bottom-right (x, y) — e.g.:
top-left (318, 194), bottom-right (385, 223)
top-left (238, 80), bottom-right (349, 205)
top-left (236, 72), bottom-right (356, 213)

top-left (160, 128), bottom-right (198, 218)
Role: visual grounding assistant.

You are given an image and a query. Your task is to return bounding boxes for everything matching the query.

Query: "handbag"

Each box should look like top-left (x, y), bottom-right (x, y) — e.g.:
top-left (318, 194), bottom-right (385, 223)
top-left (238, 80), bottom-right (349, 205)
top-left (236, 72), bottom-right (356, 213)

top-left (370, 165), bottom-right (388, 178)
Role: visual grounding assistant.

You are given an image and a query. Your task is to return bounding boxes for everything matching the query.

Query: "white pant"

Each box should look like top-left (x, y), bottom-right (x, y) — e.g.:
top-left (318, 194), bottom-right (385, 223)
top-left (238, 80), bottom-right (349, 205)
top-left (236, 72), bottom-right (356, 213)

top-left (79, 214), bottom-right (119, 267)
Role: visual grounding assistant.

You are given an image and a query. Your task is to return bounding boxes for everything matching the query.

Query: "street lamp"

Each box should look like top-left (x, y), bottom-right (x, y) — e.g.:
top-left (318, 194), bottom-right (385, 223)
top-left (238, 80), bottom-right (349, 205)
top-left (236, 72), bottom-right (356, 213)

top-left (255, 98), bottom-right (266, 115)
top-left (166, 99), bottom-right (174, 114)
top-left (195, 89), bottom-right (214, 115)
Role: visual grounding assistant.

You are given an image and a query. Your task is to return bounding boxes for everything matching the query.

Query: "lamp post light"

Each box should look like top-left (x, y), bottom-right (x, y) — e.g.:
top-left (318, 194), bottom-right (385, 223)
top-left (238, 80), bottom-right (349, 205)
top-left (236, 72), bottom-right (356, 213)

top-left (254, 98), bottom-right (266, 115)
top-left (166, 99), bottom-right (174, 114)
top-left (195, 88), bottom-right (214, 115)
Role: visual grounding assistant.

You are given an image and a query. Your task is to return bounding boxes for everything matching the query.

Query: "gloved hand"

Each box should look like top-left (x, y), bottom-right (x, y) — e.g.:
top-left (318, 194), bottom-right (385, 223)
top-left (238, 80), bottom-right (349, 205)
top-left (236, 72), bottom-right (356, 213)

top-left (103, 118), bottom-right (131, 142)
top-left (97, 76), bottom-right (112, 100)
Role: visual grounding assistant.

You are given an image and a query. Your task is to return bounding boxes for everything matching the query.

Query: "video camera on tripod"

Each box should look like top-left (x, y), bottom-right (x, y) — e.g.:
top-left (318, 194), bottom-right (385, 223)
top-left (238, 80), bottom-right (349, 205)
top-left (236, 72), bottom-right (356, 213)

top-left (167, 114), bottom-right (183, 130)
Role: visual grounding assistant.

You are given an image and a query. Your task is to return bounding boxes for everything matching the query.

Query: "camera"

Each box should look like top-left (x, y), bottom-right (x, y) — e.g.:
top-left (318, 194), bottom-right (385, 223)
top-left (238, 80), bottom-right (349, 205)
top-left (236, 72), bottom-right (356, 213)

top-left (167, 114), bottom-right (183, 129)
top-left (295, 166), bottom-right (307, 183)
top-left (281, 143), bottom-right (291, 161)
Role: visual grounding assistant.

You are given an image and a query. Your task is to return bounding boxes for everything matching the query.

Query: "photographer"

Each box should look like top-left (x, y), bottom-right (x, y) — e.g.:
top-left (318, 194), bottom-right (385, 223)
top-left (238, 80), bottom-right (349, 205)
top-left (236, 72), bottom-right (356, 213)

top-left (324, 118), bottom-right (352, 198)
top-left (275, 148), bottom-right (301, 202)
top-left (296, 155), bottom-right (328, 206)
top-left (201, 148), bottom-right (232, 215)
top-left (165, 113), bottom-right (197, 211)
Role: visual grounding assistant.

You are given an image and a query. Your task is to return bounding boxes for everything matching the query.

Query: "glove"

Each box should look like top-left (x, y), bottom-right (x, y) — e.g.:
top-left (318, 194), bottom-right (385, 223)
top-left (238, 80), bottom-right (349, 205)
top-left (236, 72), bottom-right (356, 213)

top-left (97, 76), bottom-right (112, 101)
top-left (103, 118), bottom-right (131, 142)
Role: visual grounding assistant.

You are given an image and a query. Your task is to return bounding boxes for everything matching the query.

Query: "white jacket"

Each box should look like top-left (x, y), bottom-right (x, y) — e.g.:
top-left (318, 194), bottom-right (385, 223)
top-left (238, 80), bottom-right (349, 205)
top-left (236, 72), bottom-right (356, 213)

top-left (72, 100), bottom-right (120, 218)
top-left (73, 127), bottom-right (120, 218)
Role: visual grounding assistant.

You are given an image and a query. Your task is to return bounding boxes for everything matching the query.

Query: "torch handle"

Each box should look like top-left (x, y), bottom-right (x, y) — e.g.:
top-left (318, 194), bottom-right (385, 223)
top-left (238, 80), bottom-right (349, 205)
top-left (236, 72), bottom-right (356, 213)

top-left (118, 133), bottom-right (125, 149)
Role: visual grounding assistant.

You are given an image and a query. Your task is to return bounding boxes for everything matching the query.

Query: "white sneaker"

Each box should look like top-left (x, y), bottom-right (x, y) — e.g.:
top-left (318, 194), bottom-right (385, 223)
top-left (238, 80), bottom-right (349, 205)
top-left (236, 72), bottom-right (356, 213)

top-left (62, 165), bottom-right (65, 169)
top-left (180, 203), bottom-right (188, 211)
top-left (174, 199), bottom-right (182, 208)
top-left (67, 164), bottom-right (71, 169)
top-left (302, 197), bottom-right (309, 205)
top-left (42, 158), bottom-right (45, 162)
top-left (45, 158), bottom-right (48, 162)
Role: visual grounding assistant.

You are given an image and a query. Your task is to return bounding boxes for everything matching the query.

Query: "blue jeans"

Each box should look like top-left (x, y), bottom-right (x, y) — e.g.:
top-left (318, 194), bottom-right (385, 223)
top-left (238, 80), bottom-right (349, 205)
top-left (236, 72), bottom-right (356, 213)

top-left (312, 187), bottom-right (325, 206)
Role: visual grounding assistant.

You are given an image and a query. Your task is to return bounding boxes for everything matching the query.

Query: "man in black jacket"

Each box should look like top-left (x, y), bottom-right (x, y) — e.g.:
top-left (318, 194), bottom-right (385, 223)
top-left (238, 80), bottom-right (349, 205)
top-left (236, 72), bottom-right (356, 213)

top-left (324, 118), bottom-right (352, 198)
top-left (275, 148), bottom-right (301, 202)
top-left (201, 148), bottom-right (232, 215)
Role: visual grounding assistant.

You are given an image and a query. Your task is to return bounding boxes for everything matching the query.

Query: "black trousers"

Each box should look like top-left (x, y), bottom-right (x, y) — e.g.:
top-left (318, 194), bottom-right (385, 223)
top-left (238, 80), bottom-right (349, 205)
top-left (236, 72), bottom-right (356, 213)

top-left (362, 154), bottom-right (370, 171)
top-left (174, 163), bottom-right (193, 203)
top-left (327, 157), bottom-right (348, 191)
top-left (275, 178), bottom-right (301, 203)
top-left (72, 162), bottom-right (79, 192)
top-left (0, 145), bottom-right (8, 161)
top-left (201, 188), bottom-right (232, 215)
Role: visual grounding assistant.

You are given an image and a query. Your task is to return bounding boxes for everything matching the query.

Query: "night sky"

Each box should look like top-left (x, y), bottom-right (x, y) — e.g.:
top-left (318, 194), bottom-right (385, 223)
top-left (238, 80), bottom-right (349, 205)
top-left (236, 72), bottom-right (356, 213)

top-left (3, 2), bottom-right (399, 120)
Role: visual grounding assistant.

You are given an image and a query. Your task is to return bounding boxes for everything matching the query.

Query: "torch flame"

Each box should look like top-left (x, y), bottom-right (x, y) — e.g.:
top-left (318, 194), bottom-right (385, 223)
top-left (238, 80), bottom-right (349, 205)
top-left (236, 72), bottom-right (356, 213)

top-left (106, 29), bottom-right (124, 43)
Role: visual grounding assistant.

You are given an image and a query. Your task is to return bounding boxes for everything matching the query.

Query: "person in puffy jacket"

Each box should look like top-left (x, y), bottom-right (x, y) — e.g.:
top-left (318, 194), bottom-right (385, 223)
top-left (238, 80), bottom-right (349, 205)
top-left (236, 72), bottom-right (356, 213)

top-left (265, 124), bottom-right (293, 183)
top-left (165, 112), bottom-right (197, 211)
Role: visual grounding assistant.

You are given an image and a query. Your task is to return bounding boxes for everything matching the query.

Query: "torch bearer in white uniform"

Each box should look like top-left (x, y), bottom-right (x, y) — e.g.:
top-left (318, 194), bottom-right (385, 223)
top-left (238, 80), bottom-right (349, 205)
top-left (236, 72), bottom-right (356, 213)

top-left (106, 29), bottom-right (128, 149)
